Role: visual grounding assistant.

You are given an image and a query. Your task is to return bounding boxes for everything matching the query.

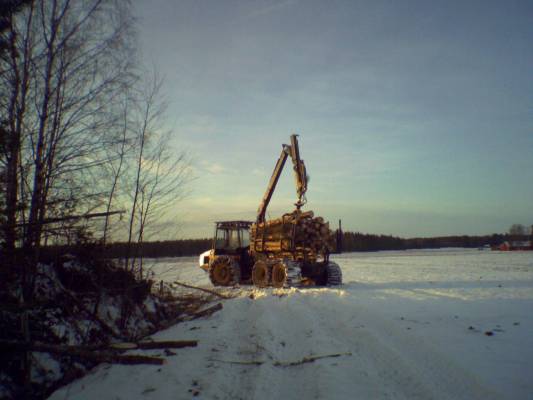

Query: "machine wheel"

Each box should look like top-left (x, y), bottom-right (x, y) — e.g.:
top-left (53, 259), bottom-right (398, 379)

top-left (209, 256), bottom-right (241, 286)
top-left (252, 260), bottom-right (270, 287)
top-left (325, 261), bottom-right (342, 286)
top-left (271, 262), bottom-right (288, 288)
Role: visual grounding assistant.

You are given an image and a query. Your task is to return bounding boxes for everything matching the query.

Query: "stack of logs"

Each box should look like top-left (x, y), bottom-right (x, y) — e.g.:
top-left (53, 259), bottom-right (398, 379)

top-left (251, 210), bottom-right (334, 257)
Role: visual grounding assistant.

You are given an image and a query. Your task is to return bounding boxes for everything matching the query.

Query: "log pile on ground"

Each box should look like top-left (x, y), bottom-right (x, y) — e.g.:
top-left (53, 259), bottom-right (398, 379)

top-left (251, 210), bottom-right (334, 256)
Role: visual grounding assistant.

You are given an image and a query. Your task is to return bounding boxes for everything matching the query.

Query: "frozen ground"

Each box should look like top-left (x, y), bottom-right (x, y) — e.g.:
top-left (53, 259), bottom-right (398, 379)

top-left (49, 249), bottom-right (533, 400)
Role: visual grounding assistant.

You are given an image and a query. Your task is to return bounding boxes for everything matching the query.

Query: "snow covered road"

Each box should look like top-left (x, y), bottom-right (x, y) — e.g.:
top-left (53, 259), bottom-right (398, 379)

top-left (49, 250), bottom-right (533, 399)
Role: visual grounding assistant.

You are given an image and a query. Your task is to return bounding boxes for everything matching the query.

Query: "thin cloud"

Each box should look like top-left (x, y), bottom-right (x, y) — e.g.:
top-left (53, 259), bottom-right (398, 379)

top-left (199, 160), bottom-right (231, 175)
top-left (243, 0), bottom-right (298, 20)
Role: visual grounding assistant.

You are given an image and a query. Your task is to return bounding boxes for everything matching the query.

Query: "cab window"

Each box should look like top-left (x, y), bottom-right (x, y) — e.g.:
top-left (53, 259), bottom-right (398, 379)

top-left (215, 229), bottom-right (227, 249)
top-left (240, 229), bottom-right (250, 247)
top-left (227, 229), bottom-right (240, 249)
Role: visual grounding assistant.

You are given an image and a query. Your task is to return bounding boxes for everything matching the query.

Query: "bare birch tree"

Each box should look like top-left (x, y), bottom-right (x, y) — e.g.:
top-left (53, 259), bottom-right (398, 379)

top-left (0, 0), bottom-right (136, 252)
top-left (124, 72), bottom-right (191, 278)
top-left (101, 90), bottom-right (135, 245)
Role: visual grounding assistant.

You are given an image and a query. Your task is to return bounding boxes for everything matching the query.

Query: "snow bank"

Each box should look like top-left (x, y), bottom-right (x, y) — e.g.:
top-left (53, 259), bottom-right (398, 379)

top-left (0, 257), bottom-right (183, 399)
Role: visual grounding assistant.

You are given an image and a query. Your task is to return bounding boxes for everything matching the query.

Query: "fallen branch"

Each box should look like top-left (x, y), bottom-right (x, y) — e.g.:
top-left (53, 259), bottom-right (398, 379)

top-left (207, 352), bottom-right (353, 368)
top-left (208, 358), bottom-right (265, 366)
top-left (173, 281), bottom-right (233, 299)
top-left (3, 339), bottom-right (197, 352)
top-left (109, 340), bottom-right (198, 350)
top-left (273, 352), bottom-right (352, 367)
top-left (95, 354), bottom-right (164, 365)
top-left (136, 340), bottom-right (197, 350)
top-left (0, 341), bottom-right (165, 365)
top-left (152, 302), bottom-right (222, 329)
top-left (184, 302), bottom-right (223, 321)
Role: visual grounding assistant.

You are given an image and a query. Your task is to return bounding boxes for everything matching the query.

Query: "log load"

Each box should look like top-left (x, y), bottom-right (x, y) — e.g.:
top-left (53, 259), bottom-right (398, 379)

top-left (251, 210), bottom-right (334, 260)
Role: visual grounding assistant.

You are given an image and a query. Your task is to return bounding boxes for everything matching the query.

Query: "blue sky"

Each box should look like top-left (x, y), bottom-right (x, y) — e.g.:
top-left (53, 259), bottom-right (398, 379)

top-left (134, 0), bottom-right (532, 238)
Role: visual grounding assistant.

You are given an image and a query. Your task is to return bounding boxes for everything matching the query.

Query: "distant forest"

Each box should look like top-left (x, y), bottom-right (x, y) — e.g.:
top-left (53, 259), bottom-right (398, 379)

top-left (39, 231), bottom-right (529, 260)
top-left (339, 232), bottom-right (517, 252)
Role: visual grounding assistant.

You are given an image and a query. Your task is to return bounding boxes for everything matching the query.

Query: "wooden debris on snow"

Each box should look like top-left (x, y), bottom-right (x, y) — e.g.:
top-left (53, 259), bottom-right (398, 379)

top-left (0, 341), bottom-right (165, 365)
top-left (273, 352), bottom-right (352, 367)
top-left (183, 302), bottom-right (223, 321)
top-left (1, 339), bottom-right (199, 366)
top-left (173, 281), bottom-right (234, 299)
top-left (208, 352), bottom-right (353, 368)
top-left (110, 340), bottom-right (198, 350)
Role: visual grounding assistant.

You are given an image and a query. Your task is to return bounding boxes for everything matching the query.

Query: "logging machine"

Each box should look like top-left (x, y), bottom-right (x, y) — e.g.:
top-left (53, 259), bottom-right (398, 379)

top-left (199, 134), bottom-right (342, 287)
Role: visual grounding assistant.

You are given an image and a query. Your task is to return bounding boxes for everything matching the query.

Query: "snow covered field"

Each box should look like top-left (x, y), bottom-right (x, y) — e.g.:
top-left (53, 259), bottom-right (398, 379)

top-left (49, 249), bottom-right (533, 400)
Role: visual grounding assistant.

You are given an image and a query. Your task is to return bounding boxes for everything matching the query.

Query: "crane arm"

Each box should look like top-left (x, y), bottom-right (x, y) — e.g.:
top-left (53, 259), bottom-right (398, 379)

top-left (256, 134), bottom-right (309, 224)
top-left (289, 134), bottom-right (308, 208)
top-left (256, 145), bottom-right (290, 223)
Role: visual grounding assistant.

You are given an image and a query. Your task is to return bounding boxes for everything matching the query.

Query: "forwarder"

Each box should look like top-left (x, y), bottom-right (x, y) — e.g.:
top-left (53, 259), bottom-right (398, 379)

top-left (199, 134), bottom-right (342, 287)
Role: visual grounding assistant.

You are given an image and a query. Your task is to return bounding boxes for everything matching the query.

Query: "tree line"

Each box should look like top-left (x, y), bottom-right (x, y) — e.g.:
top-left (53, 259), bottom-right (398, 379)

top-left (34, 227), bottom-right (530, 260)
top-left (339, 223), bottom-right (532, 252)
top-left (338, 231), bottom-right (526, 252)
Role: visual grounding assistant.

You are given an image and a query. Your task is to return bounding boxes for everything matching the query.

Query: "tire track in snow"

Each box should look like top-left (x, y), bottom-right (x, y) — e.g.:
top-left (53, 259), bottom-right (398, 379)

top-left (245, 292), bottom-right (322, 400)
top-left (209, 288), bottom-right (503, 400)
top-left (205, 291), bottom-right (323, 400)
top-left (203, 296), bottom-right (266, 400)
top-left (297, 290), bottom-right (503, 400)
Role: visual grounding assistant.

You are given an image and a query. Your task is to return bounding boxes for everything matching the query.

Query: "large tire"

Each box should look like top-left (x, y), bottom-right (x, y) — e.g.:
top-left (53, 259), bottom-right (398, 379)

top-left (209, 256), bottom-right (241, 286)
top-left (252, 260), bottom-right (270, 287)
top-left (326, 261), bottom-right (342, 286)
top-left (271, 262), bottom-right (288, 288)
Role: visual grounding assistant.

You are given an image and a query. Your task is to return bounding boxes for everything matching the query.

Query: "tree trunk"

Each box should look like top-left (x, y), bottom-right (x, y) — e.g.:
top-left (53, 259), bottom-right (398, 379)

top-left (25, 1), bottom-right (60, 249)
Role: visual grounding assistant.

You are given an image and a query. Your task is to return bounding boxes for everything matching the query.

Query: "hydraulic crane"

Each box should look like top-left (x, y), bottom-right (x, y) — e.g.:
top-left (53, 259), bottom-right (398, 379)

top-left (256, 134), bottom-right (308, 224)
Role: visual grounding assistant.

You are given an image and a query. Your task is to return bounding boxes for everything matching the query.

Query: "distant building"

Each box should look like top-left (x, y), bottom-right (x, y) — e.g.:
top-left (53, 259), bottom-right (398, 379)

top-left (495, 241), bottom-right (510, 251)
top-left (493, 241), bottom-right (532, 251)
